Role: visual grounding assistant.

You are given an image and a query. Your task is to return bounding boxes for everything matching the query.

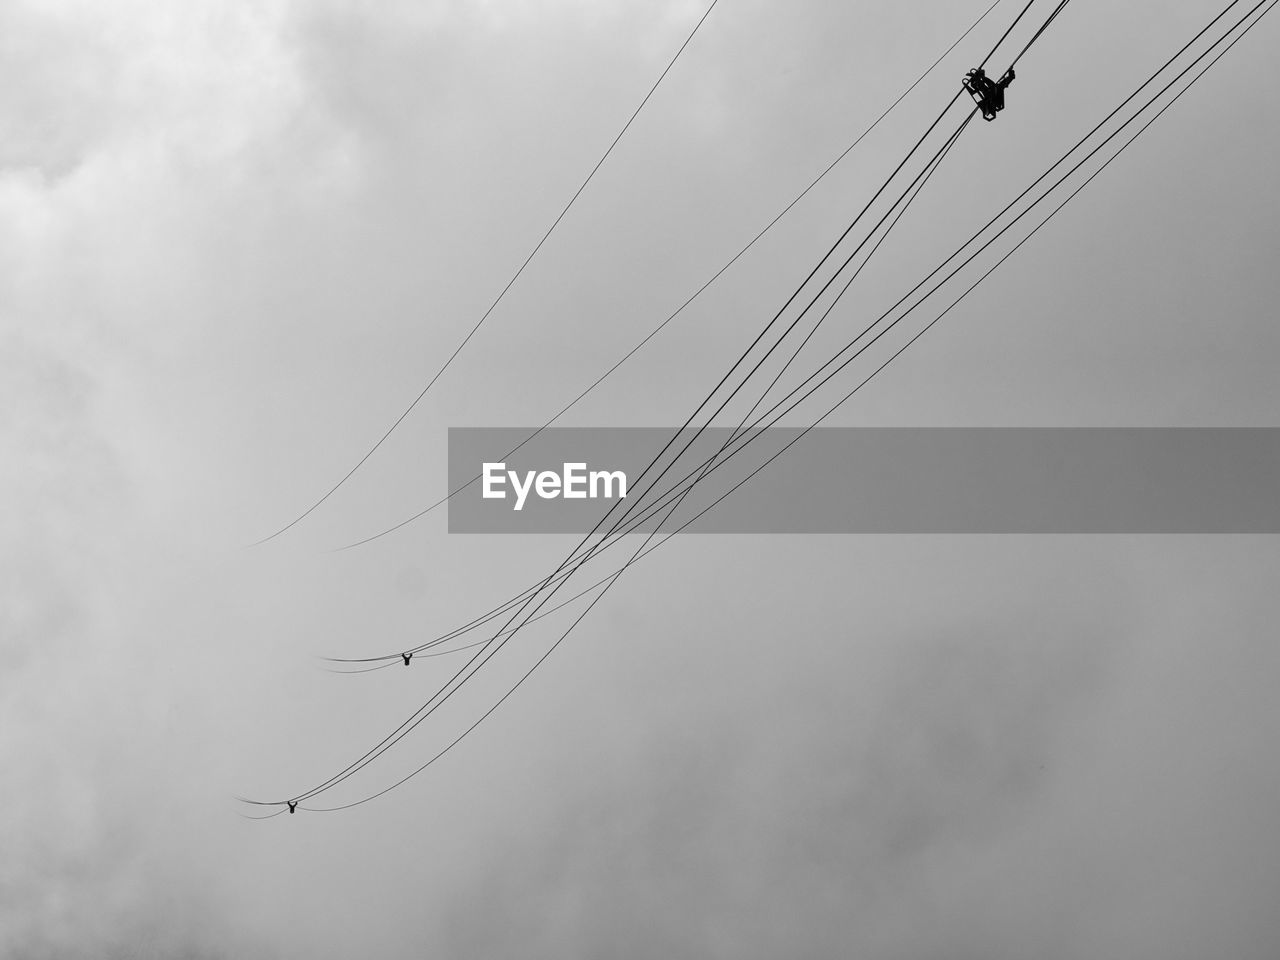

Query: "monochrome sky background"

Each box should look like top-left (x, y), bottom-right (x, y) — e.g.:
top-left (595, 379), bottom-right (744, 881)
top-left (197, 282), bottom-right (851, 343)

top-left (3, 0), bottom-right (1280, 956)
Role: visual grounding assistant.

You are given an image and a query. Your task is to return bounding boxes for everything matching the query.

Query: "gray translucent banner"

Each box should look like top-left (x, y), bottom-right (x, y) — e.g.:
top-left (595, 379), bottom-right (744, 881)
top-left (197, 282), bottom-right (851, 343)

top-left (447, 428), bottom-right (1280, 534)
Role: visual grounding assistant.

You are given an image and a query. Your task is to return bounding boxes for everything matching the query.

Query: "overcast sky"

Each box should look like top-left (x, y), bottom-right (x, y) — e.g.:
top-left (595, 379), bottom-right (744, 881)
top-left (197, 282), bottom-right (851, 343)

top-left (4, 0), bottom-right (1280, 956)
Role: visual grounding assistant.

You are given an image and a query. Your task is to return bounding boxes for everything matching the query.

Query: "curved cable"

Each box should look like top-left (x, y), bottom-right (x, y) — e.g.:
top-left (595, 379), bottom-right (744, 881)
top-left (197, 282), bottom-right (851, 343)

top-left (327, 108), bottom-right (974, 666)
top-left (322, 0), bottom-right (1068, 670)
top-left (322, 112), bottom-right (967, 670)
top-left (252, 0), bottom-right (723, 545)
top-left (301, 0), bottom-right (1277, 811)
top-left (334, 0), bottom-right (1009, 552)
top-left (252, 0), bottom-right (1267, 811)
top-left (358, 0), bottom-right (1249, 645)
top-left (247, 95), bottom-right (978, 805)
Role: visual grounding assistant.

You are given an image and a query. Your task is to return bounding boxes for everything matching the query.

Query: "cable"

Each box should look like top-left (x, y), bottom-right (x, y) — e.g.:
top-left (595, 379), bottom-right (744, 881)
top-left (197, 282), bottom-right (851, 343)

top-left (978, 0), bottom-right (1039, 69)
top-left (252, 0), bottom-right (723, 545)
top-left (529, 0), bottom-right (1066, 594)
top-left (323, 110), bottom-right (972, 668)
top-left (249, 87), bottom-right (979, 805)
top-left (336, 0), bottom-right (1009, 553)
top-left (252, 0), bottom-right (1239, 814)
top-left (327, 109), bottom-right (973, 666)
top-left (297, 0), bottom-right (1279, 813)
top-left (490, 0), bottom-right (1069, 644)
top-left (327, 0), bottom-right (1065, 667)
top-left (551, 0), bottom-right (1264, 554)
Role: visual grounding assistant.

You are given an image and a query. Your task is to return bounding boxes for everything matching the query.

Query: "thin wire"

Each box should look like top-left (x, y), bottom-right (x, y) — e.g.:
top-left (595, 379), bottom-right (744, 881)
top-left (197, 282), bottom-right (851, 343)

top-left (335, 0), bottom-right (1009, 553)
top-left (244, 0), bottom-right (1213, 814)
top-left (738, 113), bottom-right (975, 430)
top-left (532, 0), bottom-right (1080, 609)
top-left (327, 0), bottom-right (1068, 667)
top-left (547, 0), bottom-right (1067, 592)
top-left (327, 578), bottom-right (609, 671)
top-left (564, 0), bottom-right (1264, 547)
top-left (1008, 0), bottom-right (1071, 69)
top-left (366, 0), bottom-right (1232, 681)
top-left (487, 0), bottom-right (1256, 558)
top-left (253, 94), bottom-right (976, 805)
top-left (328, 109), bottom-right (973, 666)
top-left (978, 0), bottom-right (1040, 68)
top-left (252, 0), bottom-right (723, 546)
top-left (300, 102), bottom-right (980, 797)
top-left (329, 0), bottom-right (1260, 678)
top-left (238, 807), bottom-right (287, 820)
top-left (302, 0), bottom-right (1278, 813)
top-left (324, 112), bottom-right (970, 670)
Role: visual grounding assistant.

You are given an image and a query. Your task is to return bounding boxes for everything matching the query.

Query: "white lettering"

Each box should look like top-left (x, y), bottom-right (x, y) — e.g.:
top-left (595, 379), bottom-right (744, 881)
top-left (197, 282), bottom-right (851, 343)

top-left (562, 462), bottom-right (587, 499)
top-left (590, 469), bottom-right (627, 500)
top-left (509, 469), bottom-right (536, 512)
top-left (482, 462), bottom-right (506, 499)
top-left (535, 470), bottom-right (561, 499)
top-left (483, 462), bottom-right (627, 510)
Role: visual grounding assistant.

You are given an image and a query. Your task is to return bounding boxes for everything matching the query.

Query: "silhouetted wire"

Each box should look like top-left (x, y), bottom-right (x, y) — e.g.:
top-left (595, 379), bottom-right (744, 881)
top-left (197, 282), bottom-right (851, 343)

top-left (326, 580), bottom-right (610, 672)
top-left (320, 0), bottom-right (1063, 675)
top-left (590, 106), bottom-right (978, 548)
top-left (251, 91), bottom-right (979, 805)
top-left (324, 113), bottom-right (969, 669)
top-left (335, 0), bottom-right (1009, 552)
top-left (323, 660), bottom-right (398, 675)
top-left (334, 0), bottom-right (1234, 691)
top-left (552, 0), bottom-right (1265, 546)
top-left (326, 108), bottom-right (974, 666)
top-left (486, 0), bottom-right (1072, 594)
top-left (324, 0), bottom-right (1254, 673)
top-left (300, 0), bottom-right (1277, 813)
top-left (733, 112), bottom-right (975, 433)
top-left (250, 0), bottom-right (1262, 811)
top-left (977, 0), bottom-right (1040, 68)
top-left (486, 0), bottom-right (1261, 555)
top-left (332, 0), bottom-right (1257, 678)
top-left (1007, 0), bottom-right (1071, 68)
top-left (238, 808), bottom-right (287, 820)
top-left (509, 1), bottom-right (1070, 624)
top-left (252, 0), bottom-right (723, 546)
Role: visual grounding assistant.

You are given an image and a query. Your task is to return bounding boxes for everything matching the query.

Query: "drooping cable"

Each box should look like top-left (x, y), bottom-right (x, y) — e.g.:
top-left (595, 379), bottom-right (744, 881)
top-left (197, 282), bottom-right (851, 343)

top-left (252, 0), bottom-right (723, 545)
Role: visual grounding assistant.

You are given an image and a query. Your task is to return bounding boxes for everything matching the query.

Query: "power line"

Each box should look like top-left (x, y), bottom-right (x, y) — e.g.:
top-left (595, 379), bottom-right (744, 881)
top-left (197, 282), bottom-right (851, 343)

top-left (335, 0), bottom-right (1009, 552)
top-left (250, 78), bottom-right (983, 806)
top-left (248, 0), bottom-right (1272, 812)
top-left (242, 0), bottom-right (1057, 809)
top-left (326, 111), bottom-right (975, 666)
top-left (298, 0), bottom-right (1278, 814)
top-left (306, 0), bottom-right (1271, 673)
top-left (252, 0), bottom-right (723, 545)
top-left (328, 0), bottom-right (1068, 666)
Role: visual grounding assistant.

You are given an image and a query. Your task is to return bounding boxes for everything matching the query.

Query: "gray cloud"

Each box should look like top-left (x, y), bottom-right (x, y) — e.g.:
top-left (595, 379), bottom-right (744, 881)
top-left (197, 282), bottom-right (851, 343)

top-left (3, 0), bottom-right (1279, 957)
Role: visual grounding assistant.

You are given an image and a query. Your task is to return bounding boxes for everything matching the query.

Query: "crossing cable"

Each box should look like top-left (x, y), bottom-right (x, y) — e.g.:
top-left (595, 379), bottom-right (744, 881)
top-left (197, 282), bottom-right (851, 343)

top-left (339, 0), bottom-right (1247, 674)
top-left (294, 0), bottom-right (1280, 812)
top-left (464, 0), bottom-right (1256, 563)
top-left (323, 111), bottom-right (974, 669)
top-left (321, 0), bottom-right (1069, 670)
top-left (242, 0), bottom-right (1062, 810)
top-left (623, 0), bottom-right (1280, 565)
top-left (724, 113), bottom-right (977, 446)
top-left (246, 84), bottom-right (982, 805)
top-left (531, 2), bottom-right (1073, 606)
top-left (322, 0), bottom-right (1269, 686)
top-left (537, 0), bottom-right (1267, 552)
top-left (240, 0), bottom-right (1088, 810)
top-left (336, 0), bottom-right (1009, 553)
top-left (252, 0), bottom-right (722, 545)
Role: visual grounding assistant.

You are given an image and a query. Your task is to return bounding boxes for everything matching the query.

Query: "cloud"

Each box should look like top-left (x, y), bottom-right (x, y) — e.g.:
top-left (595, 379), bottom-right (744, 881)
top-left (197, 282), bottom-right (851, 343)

top-left (438, 581), bottom-right (1119, 959)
